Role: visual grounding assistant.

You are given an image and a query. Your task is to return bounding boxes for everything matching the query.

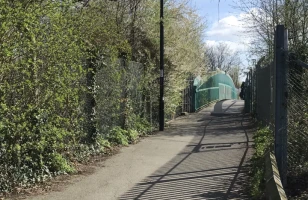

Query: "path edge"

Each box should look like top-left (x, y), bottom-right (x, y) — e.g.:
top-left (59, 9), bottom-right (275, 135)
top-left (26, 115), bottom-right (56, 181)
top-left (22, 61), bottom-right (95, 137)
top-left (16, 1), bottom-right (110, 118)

top-left (265, 151), bottom-right (288, 200)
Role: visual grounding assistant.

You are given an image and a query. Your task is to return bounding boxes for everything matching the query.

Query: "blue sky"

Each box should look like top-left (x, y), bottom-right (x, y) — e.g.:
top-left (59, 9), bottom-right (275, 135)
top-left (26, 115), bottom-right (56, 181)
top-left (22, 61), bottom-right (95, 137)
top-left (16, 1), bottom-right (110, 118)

top-left (189, 0), bottom-right (253, 76)
top-left (190, 0), bottom-right (239, 23)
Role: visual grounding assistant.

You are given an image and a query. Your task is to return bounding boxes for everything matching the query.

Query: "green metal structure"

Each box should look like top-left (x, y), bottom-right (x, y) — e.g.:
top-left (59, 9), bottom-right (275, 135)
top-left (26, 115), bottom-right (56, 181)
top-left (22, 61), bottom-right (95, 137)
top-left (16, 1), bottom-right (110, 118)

top-left (193, 72), bottom-right (238, 111)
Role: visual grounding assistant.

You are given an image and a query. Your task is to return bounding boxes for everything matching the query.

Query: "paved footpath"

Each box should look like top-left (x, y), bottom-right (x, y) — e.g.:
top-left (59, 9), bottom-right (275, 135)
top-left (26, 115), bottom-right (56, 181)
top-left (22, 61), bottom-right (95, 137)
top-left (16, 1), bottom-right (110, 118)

top-left (28, 100), bottom-right (255, 200)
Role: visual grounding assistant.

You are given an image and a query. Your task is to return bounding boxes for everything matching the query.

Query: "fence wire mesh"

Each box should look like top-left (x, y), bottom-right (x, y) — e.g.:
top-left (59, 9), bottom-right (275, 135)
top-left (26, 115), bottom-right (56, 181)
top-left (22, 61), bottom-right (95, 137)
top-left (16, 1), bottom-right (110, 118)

top-left (182, 78), bottom-right (195, 113)
top-left (94, 59), bottom-right (160, 134)
top-left (243, 25), bottom-right (308, 196)
top-left (248, 53), bottom-right (308, 189)
top-left (250, 61), bottom-right (275, 124)
top-left (287, 60), bottom-right (308, 170)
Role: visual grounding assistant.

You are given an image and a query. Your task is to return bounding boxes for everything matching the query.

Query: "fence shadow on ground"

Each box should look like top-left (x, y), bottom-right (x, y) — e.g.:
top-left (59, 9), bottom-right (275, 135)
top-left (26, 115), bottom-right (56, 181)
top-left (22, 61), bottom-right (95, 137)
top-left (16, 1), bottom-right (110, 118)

top-left (119, 110), bottom-right (255, 200)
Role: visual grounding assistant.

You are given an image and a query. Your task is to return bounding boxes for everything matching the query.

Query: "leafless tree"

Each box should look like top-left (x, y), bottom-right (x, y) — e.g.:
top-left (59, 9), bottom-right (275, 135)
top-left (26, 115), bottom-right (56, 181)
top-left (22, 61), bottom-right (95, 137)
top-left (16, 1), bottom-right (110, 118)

top-left (205, 42), bottom-right (241, 72)
top-left (235, 0), bottom-right (308, 61)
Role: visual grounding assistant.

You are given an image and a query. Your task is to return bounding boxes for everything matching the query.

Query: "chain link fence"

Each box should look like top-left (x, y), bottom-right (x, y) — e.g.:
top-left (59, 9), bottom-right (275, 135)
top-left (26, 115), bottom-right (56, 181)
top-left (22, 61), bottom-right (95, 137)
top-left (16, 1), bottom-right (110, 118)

top-left (246, 25), bottom-right (308, 192)
top-left (94, 58), bottom-right (196, 134)
top-left (92, 57), bottom-right (160, 136)
top-left (246, 60), bottom-right (275, 124)
top-left (181, 77), bottom-right (194, 113)
top-left (287, 58), bottom-right (308, 171)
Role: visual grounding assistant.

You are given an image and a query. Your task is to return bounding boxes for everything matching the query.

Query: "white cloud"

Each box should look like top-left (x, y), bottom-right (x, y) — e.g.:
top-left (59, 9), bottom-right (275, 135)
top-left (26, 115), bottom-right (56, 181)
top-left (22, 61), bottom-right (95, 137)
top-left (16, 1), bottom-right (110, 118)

top-left (207, 16), bottom-right (243, 37)
top-left (205, 40), bottom-right (247, 52)
top-left (205, 13), bottom-right (252, 53)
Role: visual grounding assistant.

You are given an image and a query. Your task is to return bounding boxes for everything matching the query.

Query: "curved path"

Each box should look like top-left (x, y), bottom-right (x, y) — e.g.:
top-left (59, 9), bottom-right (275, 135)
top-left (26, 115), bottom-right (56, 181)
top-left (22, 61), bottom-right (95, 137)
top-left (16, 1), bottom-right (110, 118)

top-left (28, 100), bottom-right (255, 200)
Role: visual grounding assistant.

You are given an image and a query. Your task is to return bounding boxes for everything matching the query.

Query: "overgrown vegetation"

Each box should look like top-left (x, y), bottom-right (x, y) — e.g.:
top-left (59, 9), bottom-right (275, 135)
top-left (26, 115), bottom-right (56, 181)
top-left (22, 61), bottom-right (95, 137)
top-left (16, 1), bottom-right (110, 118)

top-left (236, 0), bottom-right (308, 197)
top-left (249, 126), bottom-right (273, 199)
top-left (286, 67), bottom-right (308, 199)
top-left (0, 0), bottom-right (207, 195)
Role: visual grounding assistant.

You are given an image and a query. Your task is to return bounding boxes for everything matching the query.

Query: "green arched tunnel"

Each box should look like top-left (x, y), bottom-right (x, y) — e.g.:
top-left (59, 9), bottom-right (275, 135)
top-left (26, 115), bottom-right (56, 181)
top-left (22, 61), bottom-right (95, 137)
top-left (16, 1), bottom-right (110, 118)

top-left (192, 72), bottom-right (238, 111)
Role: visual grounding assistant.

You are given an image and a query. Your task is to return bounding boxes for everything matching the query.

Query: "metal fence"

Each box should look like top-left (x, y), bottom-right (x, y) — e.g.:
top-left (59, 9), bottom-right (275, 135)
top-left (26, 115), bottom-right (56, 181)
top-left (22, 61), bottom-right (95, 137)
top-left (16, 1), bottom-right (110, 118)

top-left (181, 78), bottom-right (194, 113)
top-left (246, 25), bottom-right (308, 188)
top-left (287, 56), bottom-right (308, 173)
top-left (94, 58), bottom-right (160, 134)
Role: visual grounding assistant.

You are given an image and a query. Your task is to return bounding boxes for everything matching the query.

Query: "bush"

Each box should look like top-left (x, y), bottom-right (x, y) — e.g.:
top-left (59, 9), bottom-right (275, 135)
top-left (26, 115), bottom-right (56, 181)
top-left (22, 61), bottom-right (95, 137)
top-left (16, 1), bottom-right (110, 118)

top-left (107, 121), bottom-right (151, 146)
top-left (128, 114), bottom-right (152, 136)
top-left (249, 126), bottom-right (273, 199)
top-left (108, 126), bottom-right (129, 146)
top-left (0, 0), bottom-right (204, 195)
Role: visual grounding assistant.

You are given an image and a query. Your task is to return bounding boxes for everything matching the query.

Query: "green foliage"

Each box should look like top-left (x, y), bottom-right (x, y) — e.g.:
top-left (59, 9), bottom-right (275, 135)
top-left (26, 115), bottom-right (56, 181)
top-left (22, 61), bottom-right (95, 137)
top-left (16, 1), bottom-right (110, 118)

top-left (249, 126), bottom-right (273, 199)
top-left (0, 0), bottom-right (206, 194)
top-left (107, 125), bottom-right (145, 146)
top-left (286, 70), bottom-right (308, 199)
top-left (127, 129), bottom-right (139, 143)
top-left (48, 153), bottom-right (75, 174)
top-left (108, 126), bottom-right (129, 146)
top-left (0, 0), bottom-right (90, 193)
top-left (134, 116), bottom-right (152, 136)
top-left (106, 114), bottom-right (152, 146)
top-left (126, 114), bottom-right (151, 135)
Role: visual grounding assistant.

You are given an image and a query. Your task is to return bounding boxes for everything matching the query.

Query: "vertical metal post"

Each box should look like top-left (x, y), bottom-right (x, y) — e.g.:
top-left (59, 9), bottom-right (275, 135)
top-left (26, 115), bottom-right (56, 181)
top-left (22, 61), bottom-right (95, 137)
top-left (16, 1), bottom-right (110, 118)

top-left (182, 89), bottom-right (184, 113)
top-left (159, 0), bottom-right (164, 131)
top-left (253, 71), bottom-right (255, 113)
top-left (250, 69), bottom-right (253, 113)
top-left (245, 72), bottom-right (251, 113)
top-left (274, 25), bottom-right (288, 187)
top-left (244, 76), bottom-right (249, 113)
top-left (191, 85), bottom-right (196, 112)
top-left (252, 59), bottom-right (256, 114)
top-left (255, 61), bottom-right (261, 118)
top-left (250, 70), bottom-right (252, 113)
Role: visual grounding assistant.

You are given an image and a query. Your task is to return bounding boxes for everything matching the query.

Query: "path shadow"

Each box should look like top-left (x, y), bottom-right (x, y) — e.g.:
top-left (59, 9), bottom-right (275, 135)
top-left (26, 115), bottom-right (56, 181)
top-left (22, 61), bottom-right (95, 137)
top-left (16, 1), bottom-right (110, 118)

top-left (119, 105), bottom-right (255, 199)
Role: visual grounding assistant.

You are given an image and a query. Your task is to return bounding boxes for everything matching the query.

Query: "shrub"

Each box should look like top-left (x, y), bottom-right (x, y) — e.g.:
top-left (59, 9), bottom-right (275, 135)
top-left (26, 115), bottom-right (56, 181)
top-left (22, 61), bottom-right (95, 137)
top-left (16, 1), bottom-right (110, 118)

top-left (108, 126), bottom-right (129, 146)
top-left (249, 126), bottom-right (273, 199)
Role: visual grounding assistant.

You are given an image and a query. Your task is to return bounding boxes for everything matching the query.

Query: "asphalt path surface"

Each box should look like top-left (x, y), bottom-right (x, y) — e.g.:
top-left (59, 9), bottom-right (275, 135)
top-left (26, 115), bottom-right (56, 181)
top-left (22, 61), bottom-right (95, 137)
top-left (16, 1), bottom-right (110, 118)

top-left (28, 100), bottom-right (254, 200)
